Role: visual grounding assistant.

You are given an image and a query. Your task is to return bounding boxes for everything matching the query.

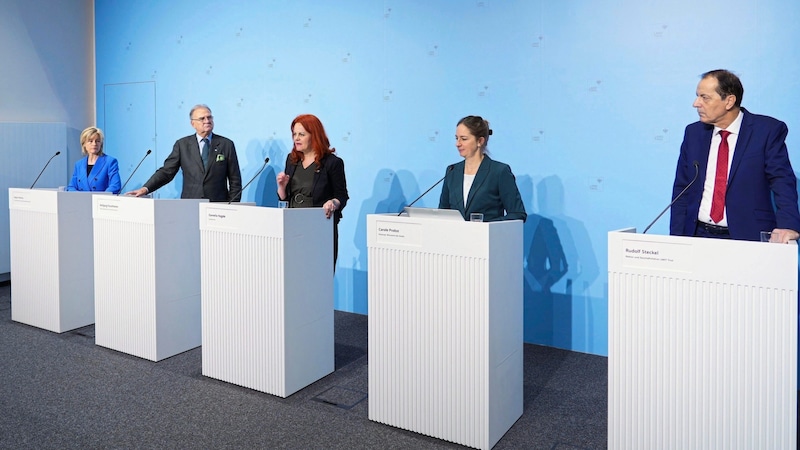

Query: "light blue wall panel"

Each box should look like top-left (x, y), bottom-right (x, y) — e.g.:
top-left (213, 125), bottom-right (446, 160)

top-left (95, 0), bottom-right (800, 356)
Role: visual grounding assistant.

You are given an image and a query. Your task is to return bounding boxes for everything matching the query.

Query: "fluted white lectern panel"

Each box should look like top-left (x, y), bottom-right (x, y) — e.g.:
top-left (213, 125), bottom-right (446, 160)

top-left (93, 196), bottom-right (207, 361)
top-left (199, 204), bottom-right (333, 398)
top-left (608, 230), bottom-right (797, 450)
top-left (367, 214), bottom-right (522, 450)
top-left (0, 122), bottom-right (67, 277)
top-left (9, 189), bottom-right (97, 332)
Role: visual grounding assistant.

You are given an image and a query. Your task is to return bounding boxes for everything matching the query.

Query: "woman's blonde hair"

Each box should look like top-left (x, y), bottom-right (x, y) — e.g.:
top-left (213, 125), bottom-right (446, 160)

top-left (79, 127), bottom-right (105, 156)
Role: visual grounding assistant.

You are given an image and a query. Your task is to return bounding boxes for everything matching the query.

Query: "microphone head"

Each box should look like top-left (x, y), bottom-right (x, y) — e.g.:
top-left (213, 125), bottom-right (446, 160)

top-left (146, 149), bottom-right (152, 155)
top-left (55, 151), bottom-right (61, 156)
top-left (692, 160), bottom-right (699, 167)
top-left (264, 157), bottom-right (270, 164)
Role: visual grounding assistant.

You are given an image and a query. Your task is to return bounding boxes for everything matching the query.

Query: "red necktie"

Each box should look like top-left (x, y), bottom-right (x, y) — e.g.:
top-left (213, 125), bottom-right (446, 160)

top-left (709, 130), bottom-right (731, 223)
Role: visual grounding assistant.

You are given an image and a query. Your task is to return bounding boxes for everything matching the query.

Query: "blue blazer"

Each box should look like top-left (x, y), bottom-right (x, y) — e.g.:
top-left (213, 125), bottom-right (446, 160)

top-left (438, 155), bottom-right (527, 222)
top-left (670, 108), bottom-right (800, 241)
top-left (67, 154), bottom-right (121, 194)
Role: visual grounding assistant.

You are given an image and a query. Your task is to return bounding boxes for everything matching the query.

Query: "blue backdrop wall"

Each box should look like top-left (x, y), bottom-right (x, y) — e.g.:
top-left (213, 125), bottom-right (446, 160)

top-left (94, 0), bottom-right (800, 356)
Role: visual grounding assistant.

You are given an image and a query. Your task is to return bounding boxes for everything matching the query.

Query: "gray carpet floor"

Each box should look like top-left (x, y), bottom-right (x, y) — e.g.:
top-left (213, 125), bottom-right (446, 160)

top-left (0, 282), bottom-right (607, 449)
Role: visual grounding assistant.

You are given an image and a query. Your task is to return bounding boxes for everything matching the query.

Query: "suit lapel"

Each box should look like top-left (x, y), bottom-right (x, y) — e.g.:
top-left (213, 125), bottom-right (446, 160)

top-left (465, 156), bottom-right (491, 212)
top-left (727, 109), bottom-right (751, 186)
top-left (207, 136), bottom-right (218, 178)
top-left (78, 158), bottom-right (90, 189)
top-left (311, 154), bottom-right (325, 199)
top-left (451, 162), bottom-right (466, 214)
top-left (88, 155), bottom-right (105, 180)
top-left (286, 161), bottom-right (298, 179)
top-left (84, 155), bottom-right (106, 189)
top-left (190, 136), bottom-right (205, 175)
top-left (694, 125), bottom-right (714, 191)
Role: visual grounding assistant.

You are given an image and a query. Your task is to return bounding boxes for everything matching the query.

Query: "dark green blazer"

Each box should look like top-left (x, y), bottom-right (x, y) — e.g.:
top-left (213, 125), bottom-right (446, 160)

top-left (438, 155), bottom-right (526, 222)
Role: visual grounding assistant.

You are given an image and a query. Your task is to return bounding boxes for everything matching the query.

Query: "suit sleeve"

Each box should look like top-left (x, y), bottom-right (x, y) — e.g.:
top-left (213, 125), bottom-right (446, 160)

top-left (328, 156), bottom-right (349, 211)
top-left (764, 121), bottom-right (800, 231)
top-left (279, 154), bottom-right (293, 201)
top-left (438, 170), bottom-right (451, 209)
top-left (143, 140), bottom-right (182, 193)
top-left (106, 157), bottom-right (122, 194)
top-left (669, 129), bottom-right (693, 236)
top-left (66, 160), bottom-right (81, 191)
top-left (497, 164), bottom-right (527, 222)
top-left (226, 142), bottom-right (242, 202)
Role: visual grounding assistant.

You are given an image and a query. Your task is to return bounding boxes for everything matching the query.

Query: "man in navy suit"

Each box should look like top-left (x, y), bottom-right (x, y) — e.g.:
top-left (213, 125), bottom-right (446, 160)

top-left (127, 104), bottom-right (242, 202)
top-left (670, 69), bottom-right (800, 243)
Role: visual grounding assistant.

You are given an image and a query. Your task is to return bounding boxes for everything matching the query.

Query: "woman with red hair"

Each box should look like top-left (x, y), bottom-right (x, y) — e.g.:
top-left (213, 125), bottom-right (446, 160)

top-left (277, 114), bottom-right (349, 267)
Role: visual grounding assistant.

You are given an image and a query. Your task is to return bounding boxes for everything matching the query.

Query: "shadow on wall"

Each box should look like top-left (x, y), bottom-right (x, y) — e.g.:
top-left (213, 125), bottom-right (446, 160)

top-left (67, 126), bottom-right (81, 179)
top-left (342, 168), bottom-right (408, 314)
top-left (249, 138), bottom-right (286, 206)
top-left (338, 169), bottom-right (605, 353)
top-left (518, 174), bottom-right (601, 351)
top-left (518, 174), bottom-right (569, 349)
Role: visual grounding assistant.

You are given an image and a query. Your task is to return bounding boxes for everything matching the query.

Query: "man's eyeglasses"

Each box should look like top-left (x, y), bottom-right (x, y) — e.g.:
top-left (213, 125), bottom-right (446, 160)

top-left (191, 115), bottom-right (214, 122)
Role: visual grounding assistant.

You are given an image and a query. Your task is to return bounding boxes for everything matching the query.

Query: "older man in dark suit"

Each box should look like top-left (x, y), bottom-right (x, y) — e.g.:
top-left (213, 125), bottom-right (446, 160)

top-left (670, 70), bottom-right (800, 243)
top-left (127, 104), bottom-right (242, 202)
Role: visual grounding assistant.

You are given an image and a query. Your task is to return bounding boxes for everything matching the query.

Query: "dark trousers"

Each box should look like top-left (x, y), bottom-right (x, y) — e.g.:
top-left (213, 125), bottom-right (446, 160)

top-left (333, 222), bottom-right (339, 271)
top-left (694, 221), bottom-right (731, 239)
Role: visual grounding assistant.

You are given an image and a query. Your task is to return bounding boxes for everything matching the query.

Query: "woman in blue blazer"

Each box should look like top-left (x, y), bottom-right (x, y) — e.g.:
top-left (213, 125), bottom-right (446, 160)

top-left (439, 116), bottom-right (526, 222)
top-left (67, 127), bottom-right (121, 194)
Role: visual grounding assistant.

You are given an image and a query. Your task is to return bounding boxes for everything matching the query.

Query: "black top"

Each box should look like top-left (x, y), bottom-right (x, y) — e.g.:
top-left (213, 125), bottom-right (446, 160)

top-left (289, 162), bottom-right (316, 208)
top-left (281, 152), bottom-right (349, 225)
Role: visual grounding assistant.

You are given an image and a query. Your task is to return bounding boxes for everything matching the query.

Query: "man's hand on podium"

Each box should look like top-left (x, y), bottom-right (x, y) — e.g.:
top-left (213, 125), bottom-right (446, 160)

top-left (125, 187), bottom-right (149, 197)
top-left (770, 228), bottom-right (799, 243)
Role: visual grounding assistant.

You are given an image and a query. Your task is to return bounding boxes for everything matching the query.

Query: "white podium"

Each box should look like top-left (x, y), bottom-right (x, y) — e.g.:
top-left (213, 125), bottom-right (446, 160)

top-left (92, 196), bottom-right (207, 361)
top-left (367, 214), bottom-right (523, 450)
top-left (199, 203), bottom-right (334, 398)
top-left (9, 188), bottom-right (99, 332)
top-left (608, 229), bottom-right (797, 450)
top-left (0, 122), bottom-right (67, 279)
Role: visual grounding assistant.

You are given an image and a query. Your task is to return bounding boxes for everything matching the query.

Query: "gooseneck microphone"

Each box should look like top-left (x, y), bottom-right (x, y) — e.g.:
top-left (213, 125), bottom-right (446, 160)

top-left (229, 157), bottom-right (269, 204)
top-left (30, 151), bottom-right (61, 189)
top-left (397, 165), bottom-right (454, 216)
top-left (119, 149), bottom-right (152, 194)
top-left (642, 160), bottom-right (700, 234)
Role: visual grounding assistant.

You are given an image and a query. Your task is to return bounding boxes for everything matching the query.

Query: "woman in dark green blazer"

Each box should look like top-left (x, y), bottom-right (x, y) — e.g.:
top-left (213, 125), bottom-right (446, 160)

top-left (438, 115), bottom-right (526, 222)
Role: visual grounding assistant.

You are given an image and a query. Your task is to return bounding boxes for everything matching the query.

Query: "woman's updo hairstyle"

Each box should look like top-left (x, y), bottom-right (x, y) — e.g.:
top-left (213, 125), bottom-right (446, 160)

top-left (457, 115), bottom-right (492, 153)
